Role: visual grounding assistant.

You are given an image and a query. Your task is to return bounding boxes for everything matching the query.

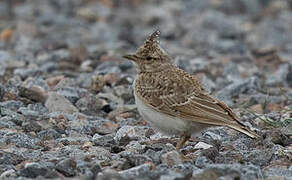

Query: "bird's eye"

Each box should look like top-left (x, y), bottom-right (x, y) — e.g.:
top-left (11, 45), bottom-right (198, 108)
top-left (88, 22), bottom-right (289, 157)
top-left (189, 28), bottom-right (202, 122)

top-left (146, 56), bottom-right (152, 61)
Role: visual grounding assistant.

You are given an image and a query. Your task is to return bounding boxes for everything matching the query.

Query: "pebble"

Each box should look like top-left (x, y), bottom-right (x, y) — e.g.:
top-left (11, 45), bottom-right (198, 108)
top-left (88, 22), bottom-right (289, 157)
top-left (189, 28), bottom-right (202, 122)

top-left (19, 162), bottom-right (48, 178)
top-left (75, 94), bottom-right (104, 114)
top-left (0, 169), bottom-right (16, 178)
top-left (0, 84), bottom-right (4, 100)
top-left (217, 76), bottom-right (263, 106)
top-left (114, 126), bottom-right (137, 145)
top-left (92, 133), bottom-right (115, 147)
top-left (192, 163), bottom-right (262, 180)
top-left (194, 142), bottom-right (213, 150)
top-left (37, 129), bottom-right (62, 140)
top-left (56, 87), bottom-right (83, 103)
top-left (55, 159), bottom-right (77, 177)
top-left (119, 163), bottom-right (152, 179)
top-left (97, 169), bottom-right (125, 180)
top-left (160, 170), bottom-right (188, 180)
top-left (161, 150), bottom-right (182, 167)
top-left (45, 92), bottom-right (79, 113)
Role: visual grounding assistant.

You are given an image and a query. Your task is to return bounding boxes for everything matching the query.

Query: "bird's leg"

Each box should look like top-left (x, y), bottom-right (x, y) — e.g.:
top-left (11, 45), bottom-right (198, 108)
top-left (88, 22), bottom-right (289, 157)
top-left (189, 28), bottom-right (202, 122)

top-left (176, 134), bottom-right (190, 149)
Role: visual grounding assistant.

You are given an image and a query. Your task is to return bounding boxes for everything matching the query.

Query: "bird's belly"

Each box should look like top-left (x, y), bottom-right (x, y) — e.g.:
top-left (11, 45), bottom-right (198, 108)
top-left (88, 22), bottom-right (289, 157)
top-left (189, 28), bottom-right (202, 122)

top-left (135, 93), bottom-right (201, 136)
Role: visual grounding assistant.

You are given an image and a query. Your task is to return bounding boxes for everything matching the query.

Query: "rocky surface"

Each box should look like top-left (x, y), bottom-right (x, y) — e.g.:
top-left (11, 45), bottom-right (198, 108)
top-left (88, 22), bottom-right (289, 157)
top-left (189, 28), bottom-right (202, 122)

top-left (0, 0), bottom-right (291, 179)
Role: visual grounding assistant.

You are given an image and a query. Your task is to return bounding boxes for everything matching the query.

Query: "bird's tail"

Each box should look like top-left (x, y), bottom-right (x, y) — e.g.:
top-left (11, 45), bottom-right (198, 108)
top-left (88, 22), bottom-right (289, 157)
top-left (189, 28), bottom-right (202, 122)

top-left (227, 124), bottom-right (259, 138)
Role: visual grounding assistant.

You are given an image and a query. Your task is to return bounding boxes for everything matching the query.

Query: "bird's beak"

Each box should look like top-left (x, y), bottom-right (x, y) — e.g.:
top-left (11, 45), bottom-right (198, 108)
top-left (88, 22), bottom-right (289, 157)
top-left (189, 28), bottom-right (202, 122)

top-left (123, 54), bottom-right (138, 62)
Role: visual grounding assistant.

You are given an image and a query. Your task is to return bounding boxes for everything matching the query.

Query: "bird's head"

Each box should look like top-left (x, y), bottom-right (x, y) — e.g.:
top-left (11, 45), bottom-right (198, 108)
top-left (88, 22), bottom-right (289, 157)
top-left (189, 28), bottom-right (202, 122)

top-left (123, 30), bottom-right (172, 73)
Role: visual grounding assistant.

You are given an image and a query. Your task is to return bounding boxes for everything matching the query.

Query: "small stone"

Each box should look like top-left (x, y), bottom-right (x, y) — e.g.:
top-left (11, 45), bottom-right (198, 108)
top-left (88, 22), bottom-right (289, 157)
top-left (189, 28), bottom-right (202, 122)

top-left (0, 116), bottom-right (16, 128)
top-left (0, 84), bottom-right (4, 101)
top-left (203, 131), bottom-right (223, 141)
top-left (45, 92), bottom-right (79, 113)
top-left (160, 170), bottom-right (186, 180)
top-left (263, 166), bottom-right (292, 180)
top-left (18, 107), bottom-right (40, 118)
top-left (90, 163), bottom-right (102, 178)
top-left (0, 169), bottom-right (16, 178)
top-left (56, 159), bottom-right (77, 177)
top-left (80, 60), bottom-right (93, 72)
top-left (103, 73), bottom-right (119, 85)
top-left (119, 163), bottom-right (152, 179)
top-left (114, 126), bottom-right (137, 145)
top-left (149, 132), bottom-right (169, 140)
top-left (193, 164), bottom-right (261, 180)
top-left (194, 142), bottom-right (213, 150)
top-left (91, 75), bottom-right (106, 93)
top-left (194, 156), bottom-right (213, 168)
top-left (161, 150), bottom-right (182, 167)
top-left (243, 149), bottom-right (274, 167)
top-left (217, 76), bottom-right (262, 106)
top-left (0, 100), bottom-right (24, 111)
top-left (57, 136), bottom-right (89, 146)
top-left (19, 162), bottom-right (48, 178)
top-left (69, 45), bottom-right (88, 64)
top-left (192, 168), bottom-right (222, 180)
top-left (81, 141), bottom-right (93, 150)
top-left (75, 94), bottom-right (103, 115)
top-left (45, 75), bottom-right (65, 89)
top-left (56, 87), bottom-right (86, 104)
top-left (14, 68), bottom-right (41, 79)
top-left (90, 147), bottom-right (112, 161)
top-left (0, 107), bottom-right (24, 125)
top-left (107, 107), bottom-right (134, 121)
top-left (97, 169), bottom-right (125, 180)
top-left (113, 85), bottom-right (133, 101)
top-left (95, 121), bottom-right (119, 135)
top-left (22, 120), bottom-right (42, 133)
top-left (18, 86), bottom-right (48, 103)
top-left (92, 133), bottom-right (115, 147)
top-left (119, 61), bottom-right (133, 72)
top-left (125, 141), bottom-right (146, 153)
top-left (3, 132), bottom-right (40, 149)
top-left (37, 129), bottom-right (62, 140)
top-left (144, 149), bottom-right (163, 165)
top-left (281, 124), bottom-right (292, 136)
top-left (54, 78), bottom-right (76, 89)
top-left (0, 151), bottom-right (24, 165)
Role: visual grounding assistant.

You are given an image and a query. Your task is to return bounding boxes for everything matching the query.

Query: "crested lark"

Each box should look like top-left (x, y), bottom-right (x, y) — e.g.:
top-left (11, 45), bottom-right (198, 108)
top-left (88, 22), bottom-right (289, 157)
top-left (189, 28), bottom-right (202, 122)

top-left (123, 30), bottom-right (259, 149)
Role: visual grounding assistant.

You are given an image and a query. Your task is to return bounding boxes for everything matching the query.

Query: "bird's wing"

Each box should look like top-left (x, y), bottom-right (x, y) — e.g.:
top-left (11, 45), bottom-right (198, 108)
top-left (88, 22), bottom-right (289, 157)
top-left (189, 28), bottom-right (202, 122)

top-left (135, 67), bottom-right (258, 138)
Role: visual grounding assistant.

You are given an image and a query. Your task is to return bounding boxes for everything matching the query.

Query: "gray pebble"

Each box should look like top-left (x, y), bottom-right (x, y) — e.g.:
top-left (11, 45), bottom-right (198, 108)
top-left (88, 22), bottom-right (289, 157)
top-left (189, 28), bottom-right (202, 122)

top-left (45, 92), bottom-right (79, 113)
top-left (56, 159), bottom-right (77, 177)
top-left (161, 150), bottom-right (182, 167)
top-left (19, 162), bottom-right (48, 178)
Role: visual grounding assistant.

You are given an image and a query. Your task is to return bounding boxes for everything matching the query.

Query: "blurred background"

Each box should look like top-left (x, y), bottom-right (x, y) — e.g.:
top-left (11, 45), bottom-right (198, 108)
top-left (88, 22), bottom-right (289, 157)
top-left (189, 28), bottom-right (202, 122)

top-left (1, 0), bottom-right (291, 106)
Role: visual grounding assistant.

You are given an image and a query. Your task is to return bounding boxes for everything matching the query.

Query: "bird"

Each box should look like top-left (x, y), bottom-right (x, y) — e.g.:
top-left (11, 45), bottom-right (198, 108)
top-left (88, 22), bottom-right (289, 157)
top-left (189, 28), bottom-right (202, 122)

top-left (123, 30), bottom-right (259, 149)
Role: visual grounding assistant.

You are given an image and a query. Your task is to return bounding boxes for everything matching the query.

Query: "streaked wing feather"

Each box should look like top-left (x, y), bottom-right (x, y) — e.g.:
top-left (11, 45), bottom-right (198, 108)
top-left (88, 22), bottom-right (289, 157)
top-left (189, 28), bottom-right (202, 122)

top-left (163, 93), bottom-right (239, 126)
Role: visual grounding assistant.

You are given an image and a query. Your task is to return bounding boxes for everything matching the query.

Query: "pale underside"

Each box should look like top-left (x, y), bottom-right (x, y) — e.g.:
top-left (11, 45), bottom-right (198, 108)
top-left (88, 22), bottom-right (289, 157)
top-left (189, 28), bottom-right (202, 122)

top-left (135, 91), bottom-right (210, 136)
top-left (133, 64), bottom-right (258, 138)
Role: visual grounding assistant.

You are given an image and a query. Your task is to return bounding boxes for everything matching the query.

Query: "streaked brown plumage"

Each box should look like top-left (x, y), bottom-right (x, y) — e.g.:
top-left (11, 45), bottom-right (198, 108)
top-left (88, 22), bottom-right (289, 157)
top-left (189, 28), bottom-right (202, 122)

top-left (123, 30), bottom-right (258, 149)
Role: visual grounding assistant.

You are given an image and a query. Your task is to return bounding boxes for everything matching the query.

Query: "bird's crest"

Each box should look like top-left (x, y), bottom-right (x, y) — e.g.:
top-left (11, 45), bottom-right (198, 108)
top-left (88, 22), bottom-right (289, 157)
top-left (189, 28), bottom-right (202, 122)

top-left (136, 30), bottom-right (167, 58)
top-left (144, 30), bottom-right (160, 48)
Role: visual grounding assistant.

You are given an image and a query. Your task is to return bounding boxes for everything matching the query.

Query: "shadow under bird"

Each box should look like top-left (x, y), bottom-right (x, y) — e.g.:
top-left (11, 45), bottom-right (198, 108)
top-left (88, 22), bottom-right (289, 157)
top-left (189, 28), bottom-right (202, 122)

top-left (123, 30), bottom-right (259, 149)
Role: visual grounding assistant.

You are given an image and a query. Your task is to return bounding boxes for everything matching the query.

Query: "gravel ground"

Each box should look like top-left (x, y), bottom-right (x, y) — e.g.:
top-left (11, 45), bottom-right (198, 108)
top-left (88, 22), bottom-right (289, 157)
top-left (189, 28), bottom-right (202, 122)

top-left (0, 0), bottom-right (291, 179)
